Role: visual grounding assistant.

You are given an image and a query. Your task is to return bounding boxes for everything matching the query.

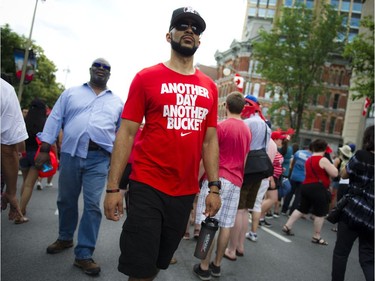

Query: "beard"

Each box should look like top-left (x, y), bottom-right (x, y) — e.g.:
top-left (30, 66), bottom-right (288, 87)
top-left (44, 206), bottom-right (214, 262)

top-left (170, 39), bottom-right (198, 57)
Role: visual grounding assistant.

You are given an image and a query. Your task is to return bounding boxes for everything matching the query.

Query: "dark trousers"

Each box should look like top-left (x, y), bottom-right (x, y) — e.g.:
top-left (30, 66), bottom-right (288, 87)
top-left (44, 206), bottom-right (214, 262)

top-left (281, 180), bottom-right (302, 215)
top-left (331, 221), bottom-right (374, 281)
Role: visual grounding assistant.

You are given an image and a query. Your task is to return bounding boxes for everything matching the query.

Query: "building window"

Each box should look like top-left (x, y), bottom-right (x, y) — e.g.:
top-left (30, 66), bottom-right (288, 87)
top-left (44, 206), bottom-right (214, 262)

top-left (333, 94), bottom-right (340, 109)
top-left (331, 0), bottom-right (339, 9)
top-left (352, 1), bottom-right (362, 13)
top-left (329, 117), bottom-right (336, 134)
top-left (259, 0), bottom-right (268, 5)
top-left (284, 0), bottom-right (293, 7)
top-left (321, 119), bottom-right (326, 133)
top-left (267, 9), bottom-right (275, 18)
top-left (268, 0), bottom-right (277, 6)
top-left (306, 0), bottom-right (314, 9)
top-left (312, 94), bottom-right (318, 106)
top-left (253, 83), bottom-right (260, 98)
top-left (250, 0), bottom-right (258, 4)
top-left (258, 8), bottom-right (267, 17)
top-left (249, 7), bottom-right (257, 16)
top-left (341, 0), bottom-right (351, 12)
top-left (350, 16), bottom-right (361, 28)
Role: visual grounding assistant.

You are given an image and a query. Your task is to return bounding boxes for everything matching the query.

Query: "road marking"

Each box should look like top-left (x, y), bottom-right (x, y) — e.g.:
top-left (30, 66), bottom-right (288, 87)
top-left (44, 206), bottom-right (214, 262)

top-left (260, 226), bottom-right (292, 243)
top-left (248, 217), bottom-right (292, 243)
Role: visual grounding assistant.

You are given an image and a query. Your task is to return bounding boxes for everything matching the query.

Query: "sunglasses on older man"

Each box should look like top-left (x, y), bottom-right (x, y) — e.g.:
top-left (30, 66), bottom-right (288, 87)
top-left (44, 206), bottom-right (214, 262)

top-left (173, 22), bottom-right (203, 36)
top-left (92, 62), bottom-right (111, 72)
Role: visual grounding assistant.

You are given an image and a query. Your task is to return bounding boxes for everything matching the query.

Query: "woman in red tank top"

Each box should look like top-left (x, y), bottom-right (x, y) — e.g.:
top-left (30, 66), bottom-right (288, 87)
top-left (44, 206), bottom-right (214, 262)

top-left (281, 139), bottom-right (338, 245)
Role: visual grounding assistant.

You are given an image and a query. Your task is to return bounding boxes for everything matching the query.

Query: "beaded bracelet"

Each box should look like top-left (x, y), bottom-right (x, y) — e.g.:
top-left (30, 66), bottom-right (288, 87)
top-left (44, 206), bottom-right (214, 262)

top-left (106, 189), bottom-right (120, 193)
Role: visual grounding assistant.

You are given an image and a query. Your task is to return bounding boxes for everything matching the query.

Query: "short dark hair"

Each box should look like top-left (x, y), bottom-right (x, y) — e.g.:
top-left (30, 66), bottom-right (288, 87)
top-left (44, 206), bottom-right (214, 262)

top-left (226, 91), bottom-right (245, 114)
top-left (362, 125), bottom-right (374, 151)
top-left (310, 139), bottom-right (327, 153)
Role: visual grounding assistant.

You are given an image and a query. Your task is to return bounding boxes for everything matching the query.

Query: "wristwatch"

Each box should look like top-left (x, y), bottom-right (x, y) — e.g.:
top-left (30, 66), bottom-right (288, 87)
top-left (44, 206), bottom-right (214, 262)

top-left (208, 181), bottom-right (221, 190)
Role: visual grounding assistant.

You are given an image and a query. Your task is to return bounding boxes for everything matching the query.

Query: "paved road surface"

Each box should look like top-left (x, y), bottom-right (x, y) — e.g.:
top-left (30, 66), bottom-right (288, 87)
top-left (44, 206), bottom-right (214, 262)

top-left (1, 173), bottom-right (365, 281)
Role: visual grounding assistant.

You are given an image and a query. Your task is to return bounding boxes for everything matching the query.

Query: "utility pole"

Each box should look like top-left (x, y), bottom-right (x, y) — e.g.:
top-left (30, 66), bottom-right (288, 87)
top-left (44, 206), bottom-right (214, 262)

top-left (17, 0), bottom-right (44, 103)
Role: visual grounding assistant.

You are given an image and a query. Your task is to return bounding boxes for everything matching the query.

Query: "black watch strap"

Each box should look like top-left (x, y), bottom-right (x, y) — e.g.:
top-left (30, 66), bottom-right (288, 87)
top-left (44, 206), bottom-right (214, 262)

top-left (208, 180), bottom-right (221, 190)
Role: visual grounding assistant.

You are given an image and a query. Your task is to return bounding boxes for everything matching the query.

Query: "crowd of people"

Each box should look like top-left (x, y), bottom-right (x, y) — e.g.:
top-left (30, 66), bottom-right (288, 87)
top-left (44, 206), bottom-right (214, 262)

top-left (1, 6), bottom-right (373, 281)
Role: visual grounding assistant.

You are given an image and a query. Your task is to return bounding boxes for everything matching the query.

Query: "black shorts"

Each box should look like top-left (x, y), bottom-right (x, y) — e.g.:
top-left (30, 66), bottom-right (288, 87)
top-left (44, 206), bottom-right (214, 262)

top-left (238, 179), bottom-right (262, 209)
top-left (118, 180), bottom-right (195, 279)
top-left (298, 183), bottom-right (330, 217)
top-left (119, 163), bottom-right (132, 190)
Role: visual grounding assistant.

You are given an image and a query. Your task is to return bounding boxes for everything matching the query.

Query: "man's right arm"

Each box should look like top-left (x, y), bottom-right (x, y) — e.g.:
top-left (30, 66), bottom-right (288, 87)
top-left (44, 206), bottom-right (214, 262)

top-left (104, 119), bottom-right (140, 221)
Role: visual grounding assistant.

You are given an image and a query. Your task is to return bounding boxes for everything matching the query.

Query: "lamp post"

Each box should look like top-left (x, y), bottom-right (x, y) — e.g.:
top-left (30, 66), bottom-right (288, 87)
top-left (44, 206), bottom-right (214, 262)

top-left (17, 0), bottom-right (44, 103)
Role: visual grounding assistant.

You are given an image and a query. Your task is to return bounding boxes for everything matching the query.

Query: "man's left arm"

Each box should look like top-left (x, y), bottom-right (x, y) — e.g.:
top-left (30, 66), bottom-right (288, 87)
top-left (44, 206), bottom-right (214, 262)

top-left (201, 127), bottom-right (221, 217)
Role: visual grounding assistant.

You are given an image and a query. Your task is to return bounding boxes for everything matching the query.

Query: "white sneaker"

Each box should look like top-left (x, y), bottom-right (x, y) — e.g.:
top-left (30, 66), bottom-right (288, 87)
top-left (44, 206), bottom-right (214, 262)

top-left (45, 182), bottom-right (53, 188)
top-left (36, 181), bottom-right (42, 190)
top-left (246, 231), bottom-right (258, 242)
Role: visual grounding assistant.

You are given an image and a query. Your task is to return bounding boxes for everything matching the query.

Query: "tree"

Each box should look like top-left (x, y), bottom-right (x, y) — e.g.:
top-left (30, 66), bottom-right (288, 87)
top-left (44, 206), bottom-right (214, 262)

top-left (1, 24), bottom-right (64, 108)
top-left (343, 16), bottom-right (374, 101)
top-left (252, 4), bottom-right (343, 140)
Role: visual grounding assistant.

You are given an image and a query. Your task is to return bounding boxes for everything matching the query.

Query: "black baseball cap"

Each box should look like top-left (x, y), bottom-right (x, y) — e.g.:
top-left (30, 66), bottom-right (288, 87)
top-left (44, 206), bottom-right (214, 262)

top-left (169, 7), bottom-right (206, 33)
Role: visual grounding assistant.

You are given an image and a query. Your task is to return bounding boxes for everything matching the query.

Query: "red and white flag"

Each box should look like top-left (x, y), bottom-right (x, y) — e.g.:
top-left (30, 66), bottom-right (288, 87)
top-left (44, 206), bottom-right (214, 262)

top-left (362, 97), bottom-right (371, 116)
top-left (233, 73), bottom-right (244, 93)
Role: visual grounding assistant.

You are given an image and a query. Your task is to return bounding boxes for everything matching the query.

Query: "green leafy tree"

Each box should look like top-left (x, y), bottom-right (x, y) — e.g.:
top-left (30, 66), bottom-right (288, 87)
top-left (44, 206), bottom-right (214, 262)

top-left (1, 24), bottom-right (64, 108)
top-left (343, 16), bottom-right (374, 101)
top-left (252, 4), bottom-right (343, 139)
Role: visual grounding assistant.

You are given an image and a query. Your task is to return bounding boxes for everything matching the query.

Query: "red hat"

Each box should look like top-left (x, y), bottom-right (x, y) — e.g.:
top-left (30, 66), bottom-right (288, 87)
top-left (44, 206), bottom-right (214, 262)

top-left (271, 131), bottom-right (286, 140)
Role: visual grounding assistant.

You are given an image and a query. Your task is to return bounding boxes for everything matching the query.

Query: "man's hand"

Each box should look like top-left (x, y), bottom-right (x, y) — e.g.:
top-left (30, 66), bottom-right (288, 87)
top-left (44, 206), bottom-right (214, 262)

top-left (204, 193), bottom-right (221, 217)
top-left (104, 191), bottom-right (124, 221)
top-left (34, 151), bottom-right (50, 170)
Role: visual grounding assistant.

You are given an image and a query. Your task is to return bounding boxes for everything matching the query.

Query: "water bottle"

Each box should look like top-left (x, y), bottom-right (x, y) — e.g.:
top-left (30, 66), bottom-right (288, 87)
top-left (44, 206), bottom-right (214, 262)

top-left (194, 217), bottom-right (219, 259)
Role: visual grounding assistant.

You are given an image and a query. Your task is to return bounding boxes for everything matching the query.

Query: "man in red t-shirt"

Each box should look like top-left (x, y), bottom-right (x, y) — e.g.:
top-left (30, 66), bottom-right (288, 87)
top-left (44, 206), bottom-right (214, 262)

top-left (104, 6), bottom-right (221, 281)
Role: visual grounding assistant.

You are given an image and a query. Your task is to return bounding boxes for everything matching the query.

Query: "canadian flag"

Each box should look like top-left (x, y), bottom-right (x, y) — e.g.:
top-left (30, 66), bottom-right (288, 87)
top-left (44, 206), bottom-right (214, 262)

top-left (233, 73), bottom-right (244, 93)
top-left (362, 97), bottom-right (372, 116)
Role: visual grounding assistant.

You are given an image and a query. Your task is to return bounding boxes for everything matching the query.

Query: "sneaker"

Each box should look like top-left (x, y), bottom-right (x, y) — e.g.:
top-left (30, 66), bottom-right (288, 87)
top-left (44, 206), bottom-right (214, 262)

top-left (265, 212), bottom-right (273, 219)
top-left (46, 239), bottom-right (73, 254)
top-left (45, 182), bottom-right (53, 188)
top-left (209, 262), bottom-right (221, 277)
top-left (246, 231), bottom-right (258, 242)
top-left (259, 219), bottom-right (272, 228)
top-left (74, 259), bottom-right (101, 276)
top-left (280, 211), bottom-right (288, 216)
top-left (36, 181), bottom-right (42, 190)
top-left (193, 263), bottom-right (211, 281)
top-left (273, 212), bottom-right (280, 218)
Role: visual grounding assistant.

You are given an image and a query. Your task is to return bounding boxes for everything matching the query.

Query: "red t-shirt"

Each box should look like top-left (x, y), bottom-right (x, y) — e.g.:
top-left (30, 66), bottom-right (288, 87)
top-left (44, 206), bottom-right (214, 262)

top-left (217, 118), bottom-right (251, 187)
top-left (122, 63), bottom-right (218, 196)
top-left (303, 155), bottom-right (331, 188)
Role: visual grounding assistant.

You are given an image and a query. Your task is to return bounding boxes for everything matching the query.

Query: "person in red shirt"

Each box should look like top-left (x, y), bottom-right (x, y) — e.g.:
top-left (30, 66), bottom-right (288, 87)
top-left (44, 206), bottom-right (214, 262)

top-left (104, 7), bottom-right (221, 281)
top-left (282, 139), bottom-right (338, 245)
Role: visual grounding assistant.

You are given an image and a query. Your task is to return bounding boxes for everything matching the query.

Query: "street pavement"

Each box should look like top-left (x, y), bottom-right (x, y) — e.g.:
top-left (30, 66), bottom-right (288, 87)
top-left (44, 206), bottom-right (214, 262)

top-left (1, 172), bottom-right (366, 281)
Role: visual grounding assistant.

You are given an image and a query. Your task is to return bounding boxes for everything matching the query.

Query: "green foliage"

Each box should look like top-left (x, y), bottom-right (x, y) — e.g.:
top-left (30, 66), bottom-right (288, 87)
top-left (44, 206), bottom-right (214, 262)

top-left (1, 24), bottom-right (64, 108)
top-left (343, 16), bottom-right (374, 101)
top-left (252, 4), bottom-right (343, 140)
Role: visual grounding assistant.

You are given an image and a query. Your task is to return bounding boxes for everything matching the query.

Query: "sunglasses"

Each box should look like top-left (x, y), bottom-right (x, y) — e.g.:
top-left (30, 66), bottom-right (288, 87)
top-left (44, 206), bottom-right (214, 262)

top-left (92, 62), bottom-right (111, 71)
top-left (174, 22), bottom-right (202, 36)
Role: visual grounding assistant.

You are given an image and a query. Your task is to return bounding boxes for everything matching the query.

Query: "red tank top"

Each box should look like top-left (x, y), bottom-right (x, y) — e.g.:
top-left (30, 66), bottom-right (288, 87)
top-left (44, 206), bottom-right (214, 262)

top-left (303, 155), bottom-right (330, 188)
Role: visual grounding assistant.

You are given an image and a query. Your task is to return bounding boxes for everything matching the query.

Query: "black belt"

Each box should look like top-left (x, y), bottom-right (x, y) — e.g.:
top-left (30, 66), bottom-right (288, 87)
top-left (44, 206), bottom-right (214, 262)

top-left (88, 140), bottom-right (102, 151)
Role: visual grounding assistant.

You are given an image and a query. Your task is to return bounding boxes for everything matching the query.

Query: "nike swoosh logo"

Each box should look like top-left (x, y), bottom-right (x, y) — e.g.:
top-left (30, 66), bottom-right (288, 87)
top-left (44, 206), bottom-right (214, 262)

top-left (181, 132), bottom-right (192, 137)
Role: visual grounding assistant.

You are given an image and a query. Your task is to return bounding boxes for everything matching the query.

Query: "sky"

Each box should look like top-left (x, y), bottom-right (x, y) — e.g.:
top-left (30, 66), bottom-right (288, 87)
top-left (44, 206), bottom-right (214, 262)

top-left (1, 0), bottom-right (247, 101)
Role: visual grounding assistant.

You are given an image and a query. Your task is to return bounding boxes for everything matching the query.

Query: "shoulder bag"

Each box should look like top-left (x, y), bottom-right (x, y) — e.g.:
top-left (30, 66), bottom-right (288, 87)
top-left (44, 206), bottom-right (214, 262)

top-left (244, 124), bottom-right (273, 180)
